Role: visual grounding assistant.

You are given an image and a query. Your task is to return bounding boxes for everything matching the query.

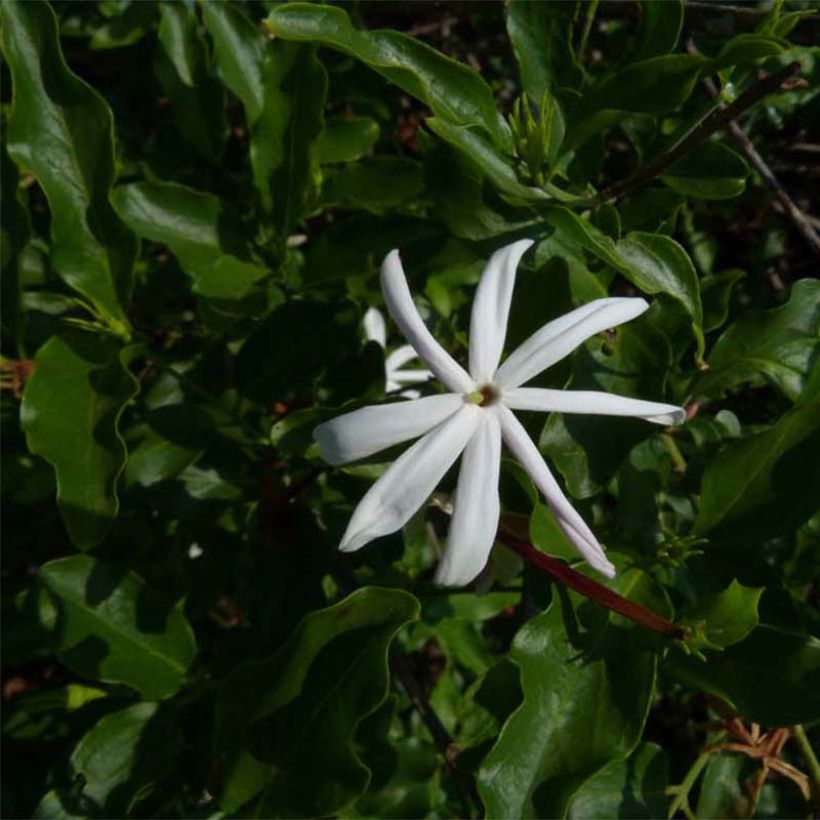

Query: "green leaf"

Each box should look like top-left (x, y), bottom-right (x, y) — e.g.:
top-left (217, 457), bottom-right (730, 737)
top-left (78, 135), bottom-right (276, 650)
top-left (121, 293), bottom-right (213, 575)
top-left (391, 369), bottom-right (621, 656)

top-left (660, 141), bottom-right (749, 200)
top-left (202, 2), bottom-right (326, 230)
top-left (478, 570), bottom-right (664, 819)
top-left (154, 2), bottom-right (225, 161)
top-left (70, 702), bottom-right (174, 815)
top-left (0, 0), bottom-right (136, 332)
top-left (315, 116), bottom-right (380, 164)
top-left (687, 580), bottom-right (764, 650)
top-left (694, 754), bottom-right (746, 820)
top-left (701, 268), bottom-right (745, 332)
top-left (694, 378), bottom-right (820, 542)
top-left (506, 0), bottom-right (584, 99)
top-left (695, 279), bottom-right (820, 401)
top-left (40, 555), bottom-right (196, 700)
top-left (631, 0), bottom-right (683, 61)
top-left (324, 157), bottom-right (426, 214)
top-left (547, 207), bottom-right (704, 357)
top-left (1, 140), bottom-right (30, 352)
top-left (667, 626), bottom-right (820, 725)
top-left (266, 3), bottom-right (512, 151)
top-left (111, 181), bottom-right (269, 303)
top-left (216, 586), bottom-right (419, 814)
top-left (20, 331), bottom-right (138, 549)
top-left (567, 743), bottom-right (669, 819)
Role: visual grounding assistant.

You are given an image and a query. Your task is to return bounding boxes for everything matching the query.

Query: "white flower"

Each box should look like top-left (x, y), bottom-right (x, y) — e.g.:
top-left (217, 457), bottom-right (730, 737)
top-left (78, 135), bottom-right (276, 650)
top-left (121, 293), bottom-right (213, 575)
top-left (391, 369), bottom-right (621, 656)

top-left (315, 240), bottom-right (685, 586)
top-left (363, 306), bottom-right (432, 397)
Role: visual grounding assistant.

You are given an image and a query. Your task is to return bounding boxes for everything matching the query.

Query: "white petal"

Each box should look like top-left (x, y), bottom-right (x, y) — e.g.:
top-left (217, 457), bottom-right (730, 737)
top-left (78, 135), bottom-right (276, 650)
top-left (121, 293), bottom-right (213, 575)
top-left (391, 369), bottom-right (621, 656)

top-left (495, 298), bottom-right (649, 389)
top-left (385, 344), bottom-right (419, 372)
top-left (504, 388), bottom-right (686, 426)
top-left (363, 307), bottom-right (387, 347)
top-left (339, 404), bottom-right (481, 552)
top-left (314, 394), bottom-right (465, 466)
top-left (497, 405), bottom-right (616, 579)
top-left (390, 369), bottom-right (433, 384)
top-left (435, 410), bottom-right (502, 586)
top-left (381, 250), bottom-right (475, 393)
top-left (469, 239), bottom-right (534, 384)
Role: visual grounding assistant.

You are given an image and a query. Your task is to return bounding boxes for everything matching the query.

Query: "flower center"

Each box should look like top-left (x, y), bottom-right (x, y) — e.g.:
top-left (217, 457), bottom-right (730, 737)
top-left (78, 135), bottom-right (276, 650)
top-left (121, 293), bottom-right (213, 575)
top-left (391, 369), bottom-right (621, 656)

top-left (467, 384), bottom-right (500, 407)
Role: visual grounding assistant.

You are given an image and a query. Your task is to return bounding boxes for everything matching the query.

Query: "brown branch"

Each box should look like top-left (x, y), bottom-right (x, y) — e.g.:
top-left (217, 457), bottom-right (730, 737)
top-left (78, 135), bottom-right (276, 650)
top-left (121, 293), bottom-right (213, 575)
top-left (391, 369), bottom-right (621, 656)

top-left (598, 61), bottom-right (803, 204)
top-left (701, 75), bottom-right (820, 257)
top-left (390, 652), bottom-right (481, 817)
top-left (497, 532), bottom-right (687, 640)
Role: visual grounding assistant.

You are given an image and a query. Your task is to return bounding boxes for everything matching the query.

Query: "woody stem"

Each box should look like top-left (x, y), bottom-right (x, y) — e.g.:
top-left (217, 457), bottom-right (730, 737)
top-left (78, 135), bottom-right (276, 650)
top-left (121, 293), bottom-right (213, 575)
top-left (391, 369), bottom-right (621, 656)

top-left (497, 531), bottom-right (686, 639)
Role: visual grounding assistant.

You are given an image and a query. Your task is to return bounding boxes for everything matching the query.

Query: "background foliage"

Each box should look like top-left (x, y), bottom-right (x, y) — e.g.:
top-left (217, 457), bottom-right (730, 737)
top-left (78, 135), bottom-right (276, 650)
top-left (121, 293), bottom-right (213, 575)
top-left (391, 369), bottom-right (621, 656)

top-left (2, 1), bottom-right (819, 817)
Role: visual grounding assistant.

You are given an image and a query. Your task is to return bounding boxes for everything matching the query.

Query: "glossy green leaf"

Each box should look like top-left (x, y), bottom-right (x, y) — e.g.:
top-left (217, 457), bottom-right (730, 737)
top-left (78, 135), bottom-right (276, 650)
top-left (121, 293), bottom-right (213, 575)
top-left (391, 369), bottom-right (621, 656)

top-left (694, 754), bottom-right (746, 820)
top-left (111, 181), bottom-right (269, 302)
top-left (216, 587), bottom-right (419, 814)
top-left (40, 555), bottom-right (196, 700)
top-left (70, 702), bottom-right (174, 815)
top-left (547, 207), bottom-right (704, 357)
top-left (154, 3), bottom-right (225, 161)
top-left (325, 157), bottom-right (425, 214)
top-left (20, 331), bottom-right (138, 549)
top-left (478, 570), bottom-right (665, 819)
top-left (667, 626), bottom-right (820, 725)
top-left (201, 2), bottom-right (326, 230)
top-left (0, 0), bottom-right (136, 332)
top-left (631, 0), bottom-right (683, 61)
top-left (695, 279), bottom-right (820, 401)
top-left (506, 0), bottom-right (584, 98)
top-left (661, 141), bottom-right (749, 200)
top-left (567, 743), bottom-right (669, 819)
top-left (267, 3), bottom-right (512, 151)
top-left (315, 116), bottom-right (380, 164)
top-left (694, 375), bottom-right (820, 542)
top-left (688, 580), bottom-right (764, 650)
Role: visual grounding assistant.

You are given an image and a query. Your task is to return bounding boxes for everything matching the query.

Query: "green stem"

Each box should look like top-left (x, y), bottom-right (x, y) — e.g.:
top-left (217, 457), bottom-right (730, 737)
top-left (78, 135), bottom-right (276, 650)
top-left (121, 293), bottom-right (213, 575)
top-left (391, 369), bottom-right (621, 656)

top-left (662, 433), bottom-right (687, 474)
top-left (667, 751), bottom-right (711, 819)
top-left (794, 725), bottom-right (820, 804)
top-left (578, 0), bottom-right (599, 65)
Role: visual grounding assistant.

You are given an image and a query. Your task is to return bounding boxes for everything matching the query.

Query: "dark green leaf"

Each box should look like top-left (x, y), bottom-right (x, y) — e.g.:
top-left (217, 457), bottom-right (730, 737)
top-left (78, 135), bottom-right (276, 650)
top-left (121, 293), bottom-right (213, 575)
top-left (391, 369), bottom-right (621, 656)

top-left (315, 116), bottom-right (380, 164)
top-left (267, 3), bottom-right (512, 151)
top-left (111, 181), bottom-right (269, 302)
top-left (40, 555), bottom-right (197, 699)
top-left (324, 157), bottom-right (425, 214)
top-left (506, 0), bottom-right (584, 98)
top-left (70, 702), bottom-right (174, 815)
top-left (20, 331), bottom-right (138, 548)
top-left (687, 579), bottom-right (764, 650)
top-left (478, 571), bottom-right (664, 818)
top-left (0, 0), bottom-right (136, 332)
top-left (694, 754), bottom-right (746, 820)
top-left (1, 141), bottom-right (30, 352)
top-left (547, 207), bottom-right (704, 357)
top-left (661, 141), bottom-right (749, 200)
top-left (701, 268), bottom-right (745, 332)
top-left (631, 0), bottom-right (683, 62)
top-left (695, 279), bottom-right (820, 401)
top-left (216, 587), bottom-right (419, 814)
top-left (667, 626), bottom-right (820, 725)
top-left (154, 3), bottom-right (225, 161)
top-left (567, 743), bottom-right (670, 819)
top-left (694, 377), bottom-right (820, 542)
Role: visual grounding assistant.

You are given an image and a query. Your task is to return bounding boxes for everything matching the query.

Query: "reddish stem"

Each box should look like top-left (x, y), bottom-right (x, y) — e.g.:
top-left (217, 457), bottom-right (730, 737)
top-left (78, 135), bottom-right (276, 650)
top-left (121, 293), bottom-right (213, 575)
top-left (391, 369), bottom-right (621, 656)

top-left (498, 532), bottom-right (686, 640)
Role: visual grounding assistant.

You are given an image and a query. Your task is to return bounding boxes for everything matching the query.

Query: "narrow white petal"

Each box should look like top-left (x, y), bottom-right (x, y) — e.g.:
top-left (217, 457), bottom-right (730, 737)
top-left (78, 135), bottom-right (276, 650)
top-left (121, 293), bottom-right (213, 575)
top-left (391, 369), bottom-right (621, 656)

top-left (385, 344), bottom-right (419, 372)
top-left (469, 239), bottom-right (534, 383)
top-left (363, 307), bottom-right (387, 348)
top-left (504, 388), bottom-right (686, 426)
top-left (339, 405), bottom-right (481, 552)
top-left (435, 410), bottom-right (502, 586)
top-left (381, 250), bottom-right (475, 393)
top-left (495, 298), bottom-right (649, 389)
top-left (314, 394), bottom-right (465, 466)
top-left (497, 405), bottom-right (616, 578)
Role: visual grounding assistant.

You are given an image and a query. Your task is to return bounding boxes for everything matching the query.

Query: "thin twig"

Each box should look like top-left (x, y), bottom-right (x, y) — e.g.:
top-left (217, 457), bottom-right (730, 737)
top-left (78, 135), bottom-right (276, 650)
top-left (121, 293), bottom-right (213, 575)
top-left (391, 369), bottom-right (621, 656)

top-left (390, 652), bottom-right (481, 817)
top-left (793, 725), bottom-right (820, 807)
top-left (497, 532), bottom-right (687, 640)
top-left (597, 61), bottom-right (802, 204)
top-left (701, 75), bottom-right (820, 256)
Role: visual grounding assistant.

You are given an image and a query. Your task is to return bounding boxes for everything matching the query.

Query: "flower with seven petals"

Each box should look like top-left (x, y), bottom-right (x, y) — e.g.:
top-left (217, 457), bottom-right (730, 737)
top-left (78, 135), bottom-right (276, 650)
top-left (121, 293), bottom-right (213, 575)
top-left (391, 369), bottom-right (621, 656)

top-left (314, 240), bottom-right (685, 586)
